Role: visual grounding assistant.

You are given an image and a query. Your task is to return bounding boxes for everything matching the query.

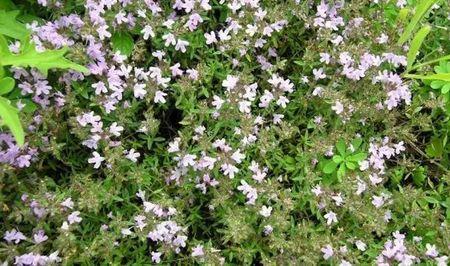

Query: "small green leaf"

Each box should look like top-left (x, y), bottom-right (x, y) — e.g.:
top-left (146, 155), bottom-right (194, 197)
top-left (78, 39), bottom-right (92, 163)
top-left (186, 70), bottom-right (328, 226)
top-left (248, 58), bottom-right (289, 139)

top-left (323, 160), bottom-right (338, 174)
top-left (442, 83), bottom-right (450, 94)
top-left (332, 155), bottom-right (343, 163)
top-left (0, 96), bottom-right (24, 146)
top-left (111, 31), bottom-right (134, 57)
top-left (431, 80), bottom-right (446, 89)
top-left (0, 77), bottom-right (15, 95)
top-left (337, 163), bottom-right (346, 180)
top-left (406, 25), bottom-right (431, 71)
top-left (345, 161), bottom-right (356, 170)
top-left (351, 138), bottom-right (363, 151)
top-left (336, 139), bottom-right (346, 156)
top-left (347, 153), bottom-right (367, 163)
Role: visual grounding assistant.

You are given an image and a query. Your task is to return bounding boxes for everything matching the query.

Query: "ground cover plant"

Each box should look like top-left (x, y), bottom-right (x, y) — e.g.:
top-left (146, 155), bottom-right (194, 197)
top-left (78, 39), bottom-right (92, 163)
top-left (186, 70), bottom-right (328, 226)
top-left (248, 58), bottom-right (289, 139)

top-left (0, 0), bottom-right (449, 265)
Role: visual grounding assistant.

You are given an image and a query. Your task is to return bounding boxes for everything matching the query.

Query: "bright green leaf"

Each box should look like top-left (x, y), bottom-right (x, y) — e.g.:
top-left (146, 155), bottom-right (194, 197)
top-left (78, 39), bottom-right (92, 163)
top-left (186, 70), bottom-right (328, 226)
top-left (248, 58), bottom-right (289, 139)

top-left (0, 10), bottom-right (29, 40)
top-left (0, 36), bottom-right (89, 77)
top-left (323, 160), bottom-right (338, 174)
top-left (397, 0), bottom-right (438, 45)
top-left (332, 155), bottom-right (343, 163)
top-left (0, 96), bottom-right (24, 146)
top-left (0, 77), bottom-right (15, 95)
top-left (347, 153), bottom-right (367, 163)
top-left (405, 73), bottom-right (450, 82)
top-left (336, 139), bottom-right (346, 156)
top-left (345, 161), bottom-right (356, 170)
top-left (406, 25), bottom-right (431, 71)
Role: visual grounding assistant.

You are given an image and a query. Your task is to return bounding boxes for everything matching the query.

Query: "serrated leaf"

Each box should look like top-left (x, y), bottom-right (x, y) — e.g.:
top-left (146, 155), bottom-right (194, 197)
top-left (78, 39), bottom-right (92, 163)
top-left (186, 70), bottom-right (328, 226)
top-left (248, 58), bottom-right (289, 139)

top-left (0, 10), bottom-right (29, 40)
top-left (111, 31), bottom-right (134, 57)
top-left (0, 77), bottom-right (15, 95)
top-left (397, 0), bottom-right (438, 45)
top-left (0, 37), bottom-right (89, 77)
top-left (407, 25), bottom-right (431, 71)
top-left (323, 160), bottom-right (338, 174)
top-left (0, 96), bottom-right (24, 146)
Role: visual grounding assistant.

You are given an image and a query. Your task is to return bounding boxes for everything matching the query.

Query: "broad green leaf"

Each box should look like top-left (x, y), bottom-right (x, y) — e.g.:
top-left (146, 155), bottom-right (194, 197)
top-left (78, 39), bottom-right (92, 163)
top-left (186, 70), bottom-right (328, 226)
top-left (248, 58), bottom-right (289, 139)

top-left (406, 25), bottom-right (431, 71)
top-left (0, 77), bottom-right (15, 95)
top-left (347, 153), bottom-right (367, 163)
top-left (405, 73), bottom-right (450, 82)
top-left (0, 96), bottom-right (24, 146)
top-left (397, 0), bottom-right (438, 45)
top-left (336, 139), bottom-right (346, 156)
top-left (0, 37), bottom-right (89, 77)
top-left (323, 160), bottom-right (338, 174)
top-left (111, 31), bottom-right (134, 57)
top-left (0, 10), bottom-right (29, 40)
top-left (332, 155), bottom-right (343, 163)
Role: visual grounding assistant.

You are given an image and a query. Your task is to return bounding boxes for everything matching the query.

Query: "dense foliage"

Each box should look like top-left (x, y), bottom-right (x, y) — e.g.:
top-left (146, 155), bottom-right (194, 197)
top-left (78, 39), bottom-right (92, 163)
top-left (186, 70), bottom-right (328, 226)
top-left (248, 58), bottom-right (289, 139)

top-left (1, 0), bottom-right (450, 265)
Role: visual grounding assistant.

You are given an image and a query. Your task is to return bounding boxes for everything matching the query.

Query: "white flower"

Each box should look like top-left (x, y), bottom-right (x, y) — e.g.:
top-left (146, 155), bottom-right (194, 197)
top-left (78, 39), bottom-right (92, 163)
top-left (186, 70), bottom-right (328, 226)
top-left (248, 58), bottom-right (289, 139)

top-left (221, 163), bottom-right (239, 179)
top-left (311, 185), bottom-right (322, 196)
top-left (88, 152), bottom-right (105, 169)
top-left (61, 198), bottom-right (74, 209)
top-left (231, 149), bottom-right (245, 164)
top-left (355, 240), bottom-right (366, 251)
top-left (238, 100), bottom-right (251, 113)
top-left (191, 245), bottom-right (204, 257)
top-left (126, 149), bottom-right (140, 162)
top-left (259, 205), bottom-right (272, 217)
top-left (133, 83), bottom-right (147, 99)
top-left (175, 39), bottom-right (189, 53)
top-left (321, 244), bottom-right (334, 260)
top-left (204, 31), bottom-right (217, 44)
top-left (212, 95), bottom-right (225, 109)
top-left (332, 101), bottom-right (344, 114)
top-left (425, 243), bottom-right (439, 258)
top-left (222, 75), bottom-right (239, 90)
top-left (154, 90), bottom-right (167, 104)
top-left (324, 211), bottom-right (338, 225)
top-left (109, 122), bottom-right (124, 137)
top-left (141, 25), bottom-right (155, 40)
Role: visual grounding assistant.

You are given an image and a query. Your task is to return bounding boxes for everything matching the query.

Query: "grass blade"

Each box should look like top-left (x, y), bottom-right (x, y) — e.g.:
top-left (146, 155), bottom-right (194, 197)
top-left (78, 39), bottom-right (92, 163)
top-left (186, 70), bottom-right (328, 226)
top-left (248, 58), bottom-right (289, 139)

top-left (406, 25), bottom-right (431, 71)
